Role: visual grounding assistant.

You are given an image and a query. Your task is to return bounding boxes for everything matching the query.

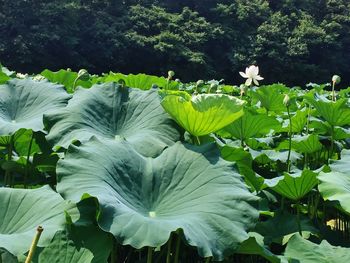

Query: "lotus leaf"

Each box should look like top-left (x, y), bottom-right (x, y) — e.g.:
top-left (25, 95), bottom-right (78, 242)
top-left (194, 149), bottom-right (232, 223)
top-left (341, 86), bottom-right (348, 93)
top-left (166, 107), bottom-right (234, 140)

top-left (57, 138), bottom-right (259, 260)
top-left (45, 82), bottom-right (180, 157)
top-left (160, 91), bottom-right (245, 136)
top-left (0, 186), bottom-right (79, 256)
top-left (33, 225), bottom-right (112, 263)
top-left (265, 170), bottom-right (318, 201)
top-left (0, 78), bottom-right (71, 135)
top-left (285, 234), bottom-right (350, 263)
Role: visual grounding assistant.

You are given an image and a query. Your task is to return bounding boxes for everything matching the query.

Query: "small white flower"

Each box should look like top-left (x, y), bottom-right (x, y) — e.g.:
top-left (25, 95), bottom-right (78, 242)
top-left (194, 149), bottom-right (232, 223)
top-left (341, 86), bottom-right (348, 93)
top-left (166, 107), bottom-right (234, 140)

top-left (239, 65), bottom-right (264, 86)
top-left (16, 73), bottom-right (28, 79)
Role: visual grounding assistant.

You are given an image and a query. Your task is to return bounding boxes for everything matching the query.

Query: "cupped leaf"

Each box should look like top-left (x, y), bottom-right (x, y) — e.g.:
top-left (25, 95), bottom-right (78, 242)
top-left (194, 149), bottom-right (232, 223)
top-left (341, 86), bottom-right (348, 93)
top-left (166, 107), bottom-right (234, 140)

top-left (0, 186), bottom-right (80, 256)
top-left (0, 78), bottom-right (71, 135)
top-left (57, 139), bottom-right (259, 260)
top-left (98, 72), bottom-right (179, 90)
top-left (278, 134), bottom-right (323, 154)
top-left (318, 171), bottom-right (350, 214)
top-left (305, 96), bottom-right (350, 126)
top-left (160, 91), bottom-right (245, 136)
top-left (218, 108), bottom-right (280, 141)
top-left (265, 170), bottom-right (318, 201)
top-left (251, 84), bottom-right (288, 113)
top-left (285, 234), bottom-right (350, 263)
top-left (45, 82), bottom-right (180, 157)
top-left (33, 225), bottom-right (112, 263)
top-left (41, 69), bottom-right (92, 93)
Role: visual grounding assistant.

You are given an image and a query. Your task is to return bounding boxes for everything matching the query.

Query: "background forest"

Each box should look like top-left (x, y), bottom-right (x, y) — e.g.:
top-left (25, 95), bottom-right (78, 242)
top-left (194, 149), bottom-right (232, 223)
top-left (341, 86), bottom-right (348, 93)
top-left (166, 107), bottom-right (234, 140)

top-left (1, 0), bottom-right (350, 86)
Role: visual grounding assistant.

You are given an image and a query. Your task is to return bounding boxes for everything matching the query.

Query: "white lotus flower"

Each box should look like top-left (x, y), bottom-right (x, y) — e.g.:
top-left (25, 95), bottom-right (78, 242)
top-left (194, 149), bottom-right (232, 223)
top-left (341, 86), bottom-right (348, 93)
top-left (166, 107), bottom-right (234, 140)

top-left (239, 65), bottom-right (264, 86)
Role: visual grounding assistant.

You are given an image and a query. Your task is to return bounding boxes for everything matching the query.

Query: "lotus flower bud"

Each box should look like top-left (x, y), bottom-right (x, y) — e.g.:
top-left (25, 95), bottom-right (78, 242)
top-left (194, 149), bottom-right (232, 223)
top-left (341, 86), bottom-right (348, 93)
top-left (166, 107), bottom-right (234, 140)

top-left (118, 79), bottom-right (126, 87)
top-left (283, 94), bottom-right (290, 107)
top-left (175, 78), bottom-right (181, 82)
top-left (196, 80), bottom-right (204, 87)
top-left (168, 70), bottom-right (175, 79)
top-left (332, 75), bottom-right (341, 84)
top-left (77, 69), bottom-right (90, 81)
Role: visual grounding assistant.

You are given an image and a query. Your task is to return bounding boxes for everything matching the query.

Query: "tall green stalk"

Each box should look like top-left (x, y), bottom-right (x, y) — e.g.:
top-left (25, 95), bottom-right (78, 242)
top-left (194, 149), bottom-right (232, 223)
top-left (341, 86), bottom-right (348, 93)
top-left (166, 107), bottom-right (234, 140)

top-left (4, 135), bottom-right (14, 187)
top-left (286, 106), bottom-right (292, 173)
top-left (147, 247), bottom-right (153, 263)
top-left (24, 133), bottom-right (34, 188)
top-left (174, 234), bottom-right (181, 263)
top-left (25, 226), bottom-right (43, 263)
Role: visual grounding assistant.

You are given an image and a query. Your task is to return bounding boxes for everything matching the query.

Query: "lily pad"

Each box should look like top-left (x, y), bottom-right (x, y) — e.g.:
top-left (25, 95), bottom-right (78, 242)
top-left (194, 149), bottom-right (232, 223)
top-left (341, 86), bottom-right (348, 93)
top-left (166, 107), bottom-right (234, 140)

top-left (0, 186), bottom-right (80, 256)
top-left (160, 91), bottom-right (245, 136)
top-left (0, 78), bottom-right (71, 135)
top-left (45, 82), bottom-right (180, 157)
top-left (57, 138), bottom-right (259, 260)
top-left (285, 234), bottom-right (350, 263)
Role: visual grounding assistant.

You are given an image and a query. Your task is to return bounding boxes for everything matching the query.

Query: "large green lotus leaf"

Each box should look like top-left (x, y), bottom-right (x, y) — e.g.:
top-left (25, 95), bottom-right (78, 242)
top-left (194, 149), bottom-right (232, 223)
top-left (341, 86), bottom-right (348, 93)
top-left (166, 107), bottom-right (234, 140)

top-left (264, 170), bottom-right (318, 201)
top-left (255, 211), bottom-right (318, 245)
top-left (33, 225), bottom-right (112, 263)
top-left (329, 149), bottom-right (350, 174)
top-left (160, 91), bottom-right (245, 136)
top-left (251, 85), bottom-right (287, 113)
top-left (218, 108), bottom-right (280, 141)
top-left (98, 72), bottom-right (179, 90)
top-left (45, 82), bottom-right (180, 157)
top-left (305, 96), bottom-right (350, 126)
top-left (57, 139), bottom-right (259, 260)
top-left (41, 69), bottom-right (92, 93)
top-left (0, 78), bottom-right (71, 135)
top-left (285, 234), bottom-right (350, 263)
top-left (278, 134), bottom-right (323, 154)
top-left (0, 186), bottom-right (82, 256)
top-left (281, 109), bottom-right (308, 133)
top-left (318, 171), bottom-right (350, 214)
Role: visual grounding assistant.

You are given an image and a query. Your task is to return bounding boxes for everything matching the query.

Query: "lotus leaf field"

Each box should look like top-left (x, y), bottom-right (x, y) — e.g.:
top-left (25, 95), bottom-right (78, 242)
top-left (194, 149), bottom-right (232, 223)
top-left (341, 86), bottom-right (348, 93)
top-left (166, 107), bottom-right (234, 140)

top-left (1, 65), bottom-right (350, 263)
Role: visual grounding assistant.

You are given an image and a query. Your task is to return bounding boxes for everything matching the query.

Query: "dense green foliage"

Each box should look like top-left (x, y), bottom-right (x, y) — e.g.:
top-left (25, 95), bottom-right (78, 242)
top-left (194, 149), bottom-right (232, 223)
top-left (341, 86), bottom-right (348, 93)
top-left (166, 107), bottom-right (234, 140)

top-left (1, 0), bottom-right (350, 85)
top-left (1, 68), bottom-right (350, 262)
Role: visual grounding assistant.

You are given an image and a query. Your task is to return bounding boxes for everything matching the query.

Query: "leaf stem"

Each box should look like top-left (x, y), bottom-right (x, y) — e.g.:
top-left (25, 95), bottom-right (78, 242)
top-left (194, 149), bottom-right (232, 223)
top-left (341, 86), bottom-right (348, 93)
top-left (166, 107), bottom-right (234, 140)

top-left (174, 233), bottom-right (181, 263)
top-left (166, 233), bottom-right (173, 263)
top-left (25, 226), bottom-right (43, 263)
top-left (24, 132), bottom-right (34, 188)
top-left (296, 201), bottom-right (302, 235)
top-left (4, 135), bottom-right (14, 187)
top-left (147, 247), bottom-right (153, 263)
top-left (205, 257), bottom-right (212, 263)
top-left (286, 106), bottom-right (292, 173)
top-left (196, 136), bottom-right (201, 146)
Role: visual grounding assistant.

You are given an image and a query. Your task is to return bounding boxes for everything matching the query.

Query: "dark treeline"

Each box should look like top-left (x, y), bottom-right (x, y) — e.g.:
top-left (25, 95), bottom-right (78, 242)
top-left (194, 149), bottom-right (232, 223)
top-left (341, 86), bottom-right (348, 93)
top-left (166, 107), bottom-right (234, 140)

top-left (1, 0), bottom-right (350, 86)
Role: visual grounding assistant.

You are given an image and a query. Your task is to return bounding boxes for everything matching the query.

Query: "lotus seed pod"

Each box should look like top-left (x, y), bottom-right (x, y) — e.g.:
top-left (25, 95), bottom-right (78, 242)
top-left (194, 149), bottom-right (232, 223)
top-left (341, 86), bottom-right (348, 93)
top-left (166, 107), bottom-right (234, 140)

top-left (332, 75), bottom-right (341, 84)
top-left (283, 94), bottom-right (290, 107)
top-left (77, 69), bottom-right (90, 81)
top-left (196, 80), bottom-right (204, 87)
top-left (168, 70), bottom-right (175, 78)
